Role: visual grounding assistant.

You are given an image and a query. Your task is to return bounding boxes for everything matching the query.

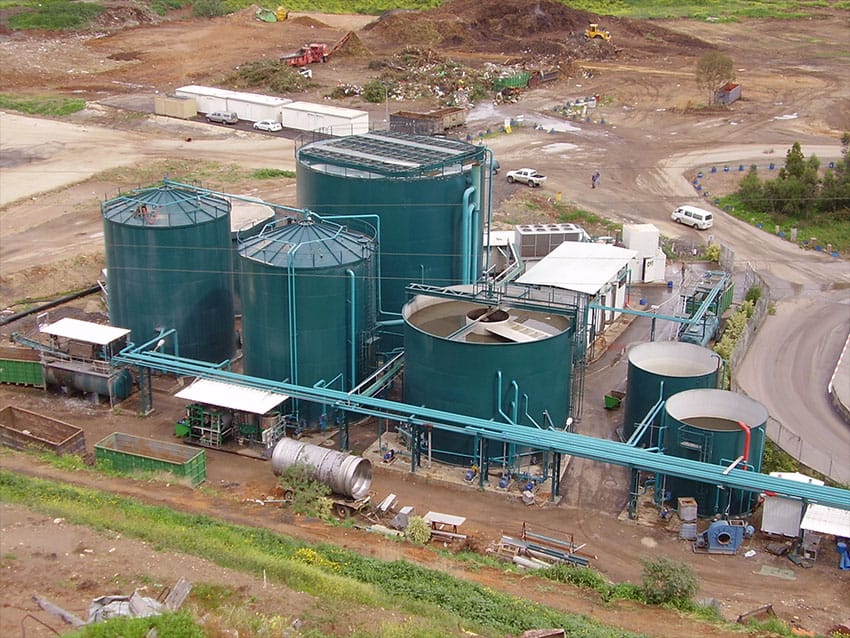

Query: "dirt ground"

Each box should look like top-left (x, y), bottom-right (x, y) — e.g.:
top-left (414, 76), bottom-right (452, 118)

top-left (1, 1), bottom-right (849, 636)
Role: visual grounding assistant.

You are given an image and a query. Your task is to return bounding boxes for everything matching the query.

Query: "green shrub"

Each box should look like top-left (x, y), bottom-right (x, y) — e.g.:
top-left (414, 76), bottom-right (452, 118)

top-left (539, 563), bottom-right (610, 595)
top-left (703, 244), bottom-right (720, 262)
top-left (8, 0), bottom-right (103, 30)
top-left (639, 557), bottom-right (698, 607)
top-left (405, 515), bottom-right (431, 545)
top-left (744, 285), bottom-right (762, 304)
top-left (251, 168), bottom-right (295, 179)
top-left (363, 80), bottom-right (392, 103)
top-left (67, 610), bottom-right (204, 637)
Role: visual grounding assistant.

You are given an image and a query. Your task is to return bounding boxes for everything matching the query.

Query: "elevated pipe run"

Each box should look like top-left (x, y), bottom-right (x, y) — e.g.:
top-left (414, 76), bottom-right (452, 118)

top-left (109, 347), bottom-right (850, 511)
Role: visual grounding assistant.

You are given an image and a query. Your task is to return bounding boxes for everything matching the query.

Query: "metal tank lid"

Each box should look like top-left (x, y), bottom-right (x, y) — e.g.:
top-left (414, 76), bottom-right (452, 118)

top-left (102, 184), bottom-right (229, 228)
top-left (238, 218), bottom-right (374, 268)
top-left (297, 130), bottom-right (485, 178)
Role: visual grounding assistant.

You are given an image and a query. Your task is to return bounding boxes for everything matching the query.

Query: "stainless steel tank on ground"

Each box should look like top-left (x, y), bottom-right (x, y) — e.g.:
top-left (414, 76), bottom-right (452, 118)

top-left (270, 438), bottom-right (372, 499)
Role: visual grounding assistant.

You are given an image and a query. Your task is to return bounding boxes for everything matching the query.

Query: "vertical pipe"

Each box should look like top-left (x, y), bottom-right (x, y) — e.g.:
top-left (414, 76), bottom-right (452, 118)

top-left (737, 420), bottom-right (751, 466)
top-left (346, 269), bottom-right (356, 390)
top-left (461, 186), bottom-right (475, 284)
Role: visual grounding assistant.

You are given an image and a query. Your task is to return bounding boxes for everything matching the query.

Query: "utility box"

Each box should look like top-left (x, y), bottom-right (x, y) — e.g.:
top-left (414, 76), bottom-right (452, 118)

top-left (678, 497), bottom-right (698, 522)
top-left (762, 471), bottom-right (824, 537)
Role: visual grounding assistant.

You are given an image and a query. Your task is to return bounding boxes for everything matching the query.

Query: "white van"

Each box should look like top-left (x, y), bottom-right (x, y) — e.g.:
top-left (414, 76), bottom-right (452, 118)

top-left (671, 205), bottom-right (714, 230)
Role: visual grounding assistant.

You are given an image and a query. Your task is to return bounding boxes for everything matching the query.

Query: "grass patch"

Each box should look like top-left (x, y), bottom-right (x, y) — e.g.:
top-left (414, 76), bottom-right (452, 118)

top-left (7, 0), bottom-right (102, 30)
top-left (718, 193), bottom-right (849, 254)
top-left (0, 93), bottom-right (86, 117)
top-left (252, 168), bottom-right (295, 179)
top-left (0, 470), bottom-right (646, 638)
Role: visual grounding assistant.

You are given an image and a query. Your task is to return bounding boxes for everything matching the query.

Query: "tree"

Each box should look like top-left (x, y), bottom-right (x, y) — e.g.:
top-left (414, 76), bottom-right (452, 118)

top-left (695, 52), bottom-right (735, 105)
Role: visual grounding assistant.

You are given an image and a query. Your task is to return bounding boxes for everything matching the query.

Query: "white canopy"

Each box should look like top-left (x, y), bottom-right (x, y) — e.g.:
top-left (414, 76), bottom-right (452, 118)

top-left (40, 317), bottom-right (130, 346)
top-left (175, 378), bottom-right (289, 415)
top-left (517, 242), bottom-right (636, 295)
top-left (801, 503), bottom-right (850, 538)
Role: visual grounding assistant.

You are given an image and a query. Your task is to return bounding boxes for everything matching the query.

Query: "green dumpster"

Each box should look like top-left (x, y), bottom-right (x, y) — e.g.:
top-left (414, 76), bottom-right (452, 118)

top-left (604, 390), bottom-right (625, 410)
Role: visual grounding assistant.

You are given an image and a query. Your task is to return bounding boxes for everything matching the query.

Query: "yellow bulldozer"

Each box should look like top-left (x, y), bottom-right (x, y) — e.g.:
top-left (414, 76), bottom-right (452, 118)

top-left (585, 23), bottom-right (611, 41)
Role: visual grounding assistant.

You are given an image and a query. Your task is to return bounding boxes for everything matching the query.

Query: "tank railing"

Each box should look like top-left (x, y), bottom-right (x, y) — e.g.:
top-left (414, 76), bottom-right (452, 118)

top-left (162, 178), bottom-right (308, 219)
top-left (108, 347), bottom-right (850, 510)
top-left (626, 381), bottom-right (665, 447)
top-left (404, 283), bottom-right (579, 319)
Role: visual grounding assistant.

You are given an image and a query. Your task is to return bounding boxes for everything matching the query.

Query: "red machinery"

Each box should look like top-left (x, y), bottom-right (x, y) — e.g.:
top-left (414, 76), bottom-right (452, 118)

top-left (280, 31), bottom-right (353, 68)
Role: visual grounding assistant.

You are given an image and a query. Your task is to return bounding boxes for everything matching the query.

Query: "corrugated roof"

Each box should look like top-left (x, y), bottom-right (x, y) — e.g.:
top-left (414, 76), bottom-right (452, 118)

top-left (517, 242), bottom-right (637, 295)
top-left (239, 218), bottom-right (374, 269)
top-left (801, 503), bottom-right (850, 537)
top-left (175, 85), bottom-right (292, 107)
top-left (297, 130), bottom-right (485, 177)
top-left (40, 317), bottom-right (130, 345)
top-left (175, 378), bottom-right (289, 414)
top-left (102, 184), bottom-right (229, 228)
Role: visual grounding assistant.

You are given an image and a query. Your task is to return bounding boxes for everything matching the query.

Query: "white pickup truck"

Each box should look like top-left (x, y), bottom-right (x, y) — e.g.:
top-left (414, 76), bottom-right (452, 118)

top-left (506, 168), bottom-right (547, 187)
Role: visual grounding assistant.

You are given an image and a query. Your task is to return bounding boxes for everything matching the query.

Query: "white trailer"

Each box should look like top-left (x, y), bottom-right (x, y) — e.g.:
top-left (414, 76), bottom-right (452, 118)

top-left (280, 101), bottom-right (369, 135)
top-left (174, 85), bottom-right (291, 122)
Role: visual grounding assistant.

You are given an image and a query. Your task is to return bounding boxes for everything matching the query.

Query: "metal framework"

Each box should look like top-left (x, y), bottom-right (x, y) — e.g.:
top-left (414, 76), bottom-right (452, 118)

top-left (112, 343), bottom-right (850, 512)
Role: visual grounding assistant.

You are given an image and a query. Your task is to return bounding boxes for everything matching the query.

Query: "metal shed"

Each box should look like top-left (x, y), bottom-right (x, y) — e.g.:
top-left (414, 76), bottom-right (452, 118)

top-left (281, 101), bottom-right (369, 135)
top-left (715, 82), bottom-right (742, 105)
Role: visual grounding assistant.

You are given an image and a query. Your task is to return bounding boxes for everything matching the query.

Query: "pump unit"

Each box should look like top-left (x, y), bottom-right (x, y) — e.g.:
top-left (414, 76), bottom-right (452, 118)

top-left (693, 519), bottom-right (752, 554)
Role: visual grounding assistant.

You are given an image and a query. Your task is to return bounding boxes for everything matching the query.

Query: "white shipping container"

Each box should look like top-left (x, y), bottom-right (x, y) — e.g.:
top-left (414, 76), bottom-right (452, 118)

top-left (174, 85), bottom-right (292, 122)
top-left (281, 101), bottom-right (369, 135)
top-left (761, 472), bottom-right (825, 537)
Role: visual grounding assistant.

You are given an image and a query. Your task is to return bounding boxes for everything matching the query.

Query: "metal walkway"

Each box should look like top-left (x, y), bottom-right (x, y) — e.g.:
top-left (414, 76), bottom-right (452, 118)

top-left (113, 348), bottom-right (850, 511)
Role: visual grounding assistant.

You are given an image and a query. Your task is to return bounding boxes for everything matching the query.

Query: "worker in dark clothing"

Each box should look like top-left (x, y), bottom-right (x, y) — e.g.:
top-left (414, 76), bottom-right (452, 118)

top-left (591, 171), bottom-right (601, 189)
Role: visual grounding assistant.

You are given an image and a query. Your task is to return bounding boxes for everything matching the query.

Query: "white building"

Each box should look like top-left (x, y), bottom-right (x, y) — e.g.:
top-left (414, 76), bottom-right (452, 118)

top-left (516, 241), bottom-right (638, 342)
top-left (622, 223), bottom-right (667, 283)
top-left (280, 101), bottom-right (370, 135)
top-left (174, 85), bottom-right (292, 122)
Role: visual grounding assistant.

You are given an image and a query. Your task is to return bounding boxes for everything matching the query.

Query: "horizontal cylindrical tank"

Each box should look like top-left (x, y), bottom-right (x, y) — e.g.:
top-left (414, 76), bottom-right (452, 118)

top-left (43, 363), bottom-right (133, 403)
top-left (403, 291), bottom-right (573, 466)
top-left (659, 388), bottom-right (768, 517)
top-left (271, 438), bottom-right (372, 499)
top-left (102, 184), bottom-right (235, 363)
top-left (622, 341), bottom-right (720, 445)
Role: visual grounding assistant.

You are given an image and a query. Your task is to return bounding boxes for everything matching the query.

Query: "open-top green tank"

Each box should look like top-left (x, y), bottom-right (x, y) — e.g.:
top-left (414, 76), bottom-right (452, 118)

top-left (659, 388), bottom-right (768, 517)
top-left (296, 131), bottom-right (490, 352)
top-left (239, 217), bottom-right (376, 427)
top-left (403, 291), bottom-right (573, 467)
top-left (102, 184), bottom-right (235, 363)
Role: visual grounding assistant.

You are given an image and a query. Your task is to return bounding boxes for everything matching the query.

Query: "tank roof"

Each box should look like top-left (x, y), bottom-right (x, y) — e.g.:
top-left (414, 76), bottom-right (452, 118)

top-left (297, 130), bottom-right (485, 177)
top-left (239, 218), bottom-right (374, 268)
top-left (102, 184), bottom-right (229, 227)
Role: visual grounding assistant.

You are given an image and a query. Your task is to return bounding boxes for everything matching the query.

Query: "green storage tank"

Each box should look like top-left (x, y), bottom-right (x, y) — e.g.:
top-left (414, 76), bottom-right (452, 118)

top-left (402, 290), bottom-right (573, 466)
top-left (239, 217), bottom-right (376, 426)
top-left (659, 388), bottom-right (767, 517)
top-left (230, 200), bottom-right (277, 314)
top-left (102, 184), bottom-right (235, 363)
top-left (296, 131), bottom-right (489, 352)
top-left (622, 341), bottom-right (720, 445)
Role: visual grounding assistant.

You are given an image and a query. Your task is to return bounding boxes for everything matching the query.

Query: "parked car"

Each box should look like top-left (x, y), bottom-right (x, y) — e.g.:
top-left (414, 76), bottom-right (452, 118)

top-left (253, 119), bottom-right (283, 132)
top-left (206, 111), bottom-right (238, 125)
top-left (671, 205), bottom-right (713, 230)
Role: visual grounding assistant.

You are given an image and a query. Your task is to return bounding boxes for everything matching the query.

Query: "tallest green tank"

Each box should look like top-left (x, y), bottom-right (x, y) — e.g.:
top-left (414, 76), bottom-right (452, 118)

top-left (296, 131), bottom-right (489, 351)
top-left (102, 184), bottom-right (235, 363)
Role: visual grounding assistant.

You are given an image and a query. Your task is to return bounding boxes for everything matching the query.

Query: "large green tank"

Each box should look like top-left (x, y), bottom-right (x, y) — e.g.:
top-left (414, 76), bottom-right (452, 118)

top-left (229, 201), bottom-right (277, 314)
top-left (402, 291), bottom-right (573, 466)
top-left (239, 218), bottom-right (376, 426)
top-left (659, 388), bottom-right (767, 517)
top-left (102, 184), bottom-right (235, 363)
top-left (296, 131), bottom-right (489, 352)
top-left (622, 341), bottom-right (720, 445)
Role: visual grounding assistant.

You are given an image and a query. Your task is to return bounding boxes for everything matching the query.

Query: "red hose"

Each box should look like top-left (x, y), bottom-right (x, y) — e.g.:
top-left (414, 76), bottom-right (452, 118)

top-left (737, 420), bottom-right (751, 468)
